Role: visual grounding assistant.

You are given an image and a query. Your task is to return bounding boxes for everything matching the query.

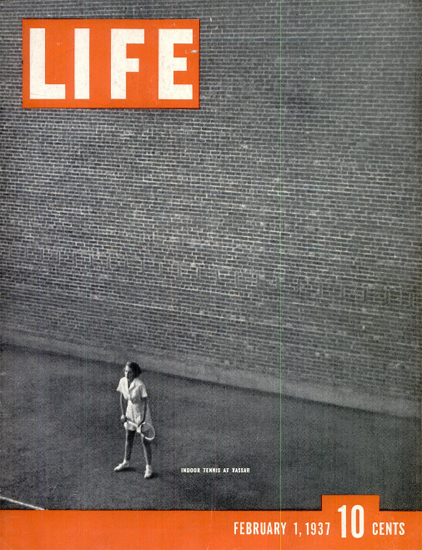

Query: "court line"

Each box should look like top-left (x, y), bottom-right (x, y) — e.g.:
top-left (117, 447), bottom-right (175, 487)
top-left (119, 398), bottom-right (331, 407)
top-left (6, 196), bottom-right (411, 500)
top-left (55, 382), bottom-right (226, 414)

top-left (0, 495), bottom-right (44, 510)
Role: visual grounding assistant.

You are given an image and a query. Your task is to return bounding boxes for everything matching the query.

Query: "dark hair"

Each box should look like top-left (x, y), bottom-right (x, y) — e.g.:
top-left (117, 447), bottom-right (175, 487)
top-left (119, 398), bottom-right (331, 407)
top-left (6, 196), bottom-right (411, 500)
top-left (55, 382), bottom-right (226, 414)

top-left (125, 361), bottom-right (142, 377)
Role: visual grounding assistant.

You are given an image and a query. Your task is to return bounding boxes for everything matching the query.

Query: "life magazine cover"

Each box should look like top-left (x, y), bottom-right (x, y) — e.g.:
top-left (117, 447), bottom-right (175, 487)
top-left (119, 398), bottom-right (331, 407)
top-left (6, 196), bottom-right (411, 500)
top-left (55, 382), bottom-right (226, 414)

top-left (0, 1), bottom-right (421, 549)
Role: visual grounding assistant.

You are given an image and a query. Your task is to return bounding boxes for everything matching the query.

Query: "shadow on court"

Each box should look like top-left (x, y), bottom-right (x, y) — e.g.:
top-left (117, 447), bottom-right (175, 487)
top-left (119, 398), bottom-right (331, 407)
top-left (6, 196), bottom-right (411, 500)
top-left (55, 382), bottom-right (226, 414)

top-left (0, 346), bottom-right (420, 510)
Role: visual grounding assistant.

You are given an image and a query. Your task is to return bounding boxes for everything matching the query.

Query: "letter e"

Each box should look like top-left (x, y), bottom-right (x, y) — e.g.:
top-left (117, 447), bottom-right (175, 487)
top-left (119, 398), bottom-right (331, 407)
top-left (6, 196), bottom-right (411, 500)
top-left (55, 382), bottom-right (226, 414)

top-left (158, 29), bottom-right (193, 100)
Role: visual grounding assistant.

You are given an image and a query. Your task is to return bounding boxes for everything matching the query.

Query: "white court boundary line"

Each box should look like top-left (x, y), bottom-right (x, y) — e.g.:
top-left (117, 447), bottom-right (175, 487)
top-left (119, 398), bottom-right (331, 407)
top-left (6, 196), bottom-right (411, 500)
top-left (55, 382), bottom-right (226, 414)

top-left (0, 495), bottom-right (44, 510)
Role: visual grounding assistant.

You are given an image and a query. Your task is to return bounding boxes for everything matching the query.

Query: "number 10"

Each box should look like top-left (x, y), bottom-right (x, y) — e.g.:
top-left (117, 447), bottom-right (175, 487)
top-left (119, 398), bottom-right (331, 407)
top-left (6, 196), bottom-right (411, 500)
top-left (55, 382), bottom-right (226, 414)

top-left (338, 505), bottom-right (364, 538)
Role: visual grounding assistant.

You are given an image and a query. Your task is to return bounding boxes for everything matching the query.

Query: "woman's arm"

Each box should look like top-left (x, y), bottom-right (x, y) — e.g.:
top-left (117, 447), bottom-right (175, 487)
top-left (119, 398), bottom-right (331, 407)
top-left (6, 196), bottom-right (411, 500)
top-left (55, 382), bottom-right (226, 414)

top-left (140, 397), bottom-right (147, 425)
top-left (119, 393), bottom-right (126, 422)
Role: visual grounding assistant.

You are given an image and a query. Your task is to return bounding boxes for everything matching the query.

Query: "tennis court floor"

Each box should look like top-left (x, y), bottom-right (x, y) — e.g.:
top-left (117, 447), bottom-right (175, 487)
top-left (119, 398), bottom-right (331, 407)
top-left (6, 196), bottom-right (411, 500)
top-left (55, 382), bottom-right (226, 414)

top-left (0, 345), bottom-right (420, 510)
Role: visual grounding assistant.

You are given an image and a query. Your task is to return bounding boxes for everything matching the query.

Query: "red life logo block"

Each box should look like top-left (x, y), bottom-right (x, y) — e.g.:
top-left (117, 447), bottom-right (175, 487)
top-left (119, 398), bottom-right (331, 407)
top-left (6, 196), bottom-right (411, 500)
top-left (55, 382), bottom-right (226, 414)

top-left (22, 19), bottom-right (200, 109)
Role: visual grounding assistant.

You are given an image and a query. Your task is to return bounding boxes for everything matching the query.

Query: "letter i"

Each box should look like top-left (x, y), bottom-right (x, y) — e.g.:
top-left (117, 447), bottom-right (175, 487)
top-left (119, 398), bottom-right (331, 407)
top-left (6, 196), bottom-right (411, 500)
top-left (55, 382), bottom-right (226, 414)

top-left (74, 28), bottom-right (90, 99)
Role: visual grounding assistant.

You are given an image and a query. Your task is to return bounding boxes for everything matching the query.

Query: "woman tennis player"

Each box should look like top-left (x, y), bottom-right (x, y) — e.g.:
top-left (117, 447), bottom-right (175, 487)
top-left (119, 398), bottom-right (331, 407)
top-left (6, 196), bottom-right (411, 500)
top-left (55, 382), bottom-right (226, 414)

top-left (114, 361), bottom-right (154, 478)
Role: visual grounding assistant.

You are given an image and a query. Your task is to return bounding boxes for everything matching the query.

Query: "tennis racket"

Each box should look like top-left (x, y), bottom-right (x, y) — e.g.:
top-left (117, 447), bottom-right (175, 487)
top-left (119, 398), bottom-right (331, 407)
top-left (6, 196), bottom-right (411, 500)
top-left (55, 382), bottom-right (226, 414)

top-left (139, 422), bottom-right (155, 441)
top-left (124, 418), bottom-right (156, 441)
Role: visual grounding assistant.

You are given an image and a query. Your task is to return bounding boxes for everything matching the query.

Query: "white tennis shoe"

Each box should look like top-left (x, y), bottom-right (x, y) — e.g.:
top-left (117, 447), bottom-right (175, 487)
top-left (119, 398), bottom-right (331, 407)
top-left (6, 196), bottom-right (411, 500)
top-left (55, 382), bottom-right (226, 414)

top-left (114, 460), bottom-right (130, 472)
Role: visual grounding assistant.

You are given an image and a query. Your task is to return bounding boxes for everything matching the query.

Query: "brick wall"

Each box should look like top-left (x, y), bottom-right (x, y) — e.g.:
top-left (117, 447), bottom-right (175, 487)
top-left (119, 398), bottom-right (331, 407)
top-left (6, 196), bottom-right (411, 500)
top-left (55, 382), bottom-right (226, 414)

top-left (281, 0), bottom-right (422, 402)
top-left (1, 0), bottom-right (421, 407)
top-left (1, 0), bottom-right (281, 381)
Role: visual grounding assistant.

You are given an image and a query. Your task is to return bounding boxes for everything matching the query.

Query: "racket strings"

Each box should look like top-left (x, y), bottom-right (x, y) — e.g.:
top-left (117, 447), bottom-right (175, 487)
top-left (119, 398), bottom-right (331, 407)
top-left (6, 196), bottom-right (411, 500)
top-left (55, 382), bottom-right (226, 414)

top-left (141, 423), bottom-right (155, 441)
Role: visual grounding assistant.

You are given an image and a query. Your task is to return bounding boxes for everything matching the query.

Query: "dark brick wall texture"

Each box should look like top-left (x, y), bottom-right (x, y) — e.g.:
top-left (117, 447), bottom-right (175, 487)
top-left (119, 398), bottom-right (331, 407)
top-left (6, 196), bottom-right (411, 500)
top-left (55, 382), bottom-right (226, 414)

top-left (0, 0), bottom-right (421, 403)
top-left (282, 0), bottom-right (421, 401)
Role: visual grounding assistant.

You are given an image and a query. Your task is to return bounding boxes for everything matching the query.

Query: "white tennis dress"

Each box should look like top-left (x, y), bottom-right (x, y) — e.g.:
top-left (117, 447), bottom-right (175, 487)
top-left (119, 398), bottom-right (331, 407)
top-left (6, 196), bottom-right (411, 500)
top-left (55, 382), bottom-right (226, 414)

top-left (116, 376), bottom-right (154, 433)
